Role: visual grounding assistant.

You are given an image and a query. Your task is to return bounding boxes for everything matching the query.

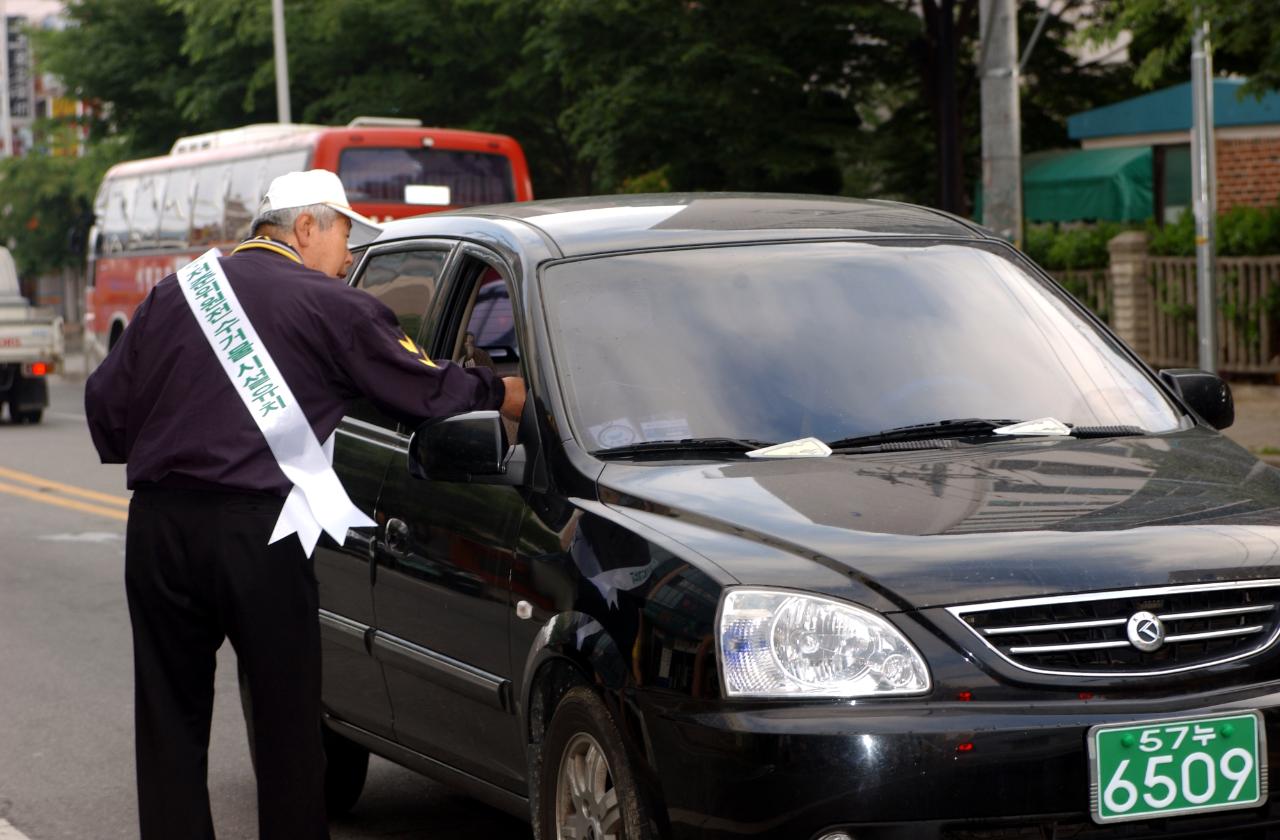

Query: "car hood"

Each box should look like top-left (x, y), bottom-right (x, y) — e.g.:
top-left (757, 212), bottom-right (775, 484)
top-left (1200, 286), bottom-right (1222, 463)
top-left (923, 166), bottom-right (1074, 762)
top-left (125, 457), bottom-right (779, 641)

top-left (597, 430), bottom-right (1280, 609)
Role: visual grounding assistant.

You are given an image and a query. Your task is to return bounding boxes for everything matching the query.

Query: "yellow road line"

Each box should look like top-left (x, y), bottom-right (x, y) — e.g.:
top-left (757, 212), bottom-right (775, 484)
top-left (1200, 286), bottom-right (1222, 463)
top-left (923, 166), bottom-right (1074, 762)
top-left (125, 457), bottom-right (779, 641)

top-left (0, 465), bottom-right (129, 507)
top-left (0, 480), bottom-right (129, 522)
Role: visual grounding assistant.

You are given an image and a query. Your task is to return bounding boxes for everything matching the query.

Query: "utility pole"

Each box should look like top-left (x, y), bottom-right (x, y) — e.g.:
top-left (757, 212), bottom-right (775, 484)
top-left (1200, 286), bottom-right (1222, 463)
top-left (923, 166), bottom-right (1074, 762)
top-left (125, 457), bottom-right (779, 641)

top-left (937, 0), bottom-right (961, 213)
top-left (0, 3), bottom-right (10, 158)
top-left (979, 0), bottom-right (1021, 246)
top-left (1190, 19), bottom-right (1217, 372)
top-left (271, 0), bottom-right (291, 124)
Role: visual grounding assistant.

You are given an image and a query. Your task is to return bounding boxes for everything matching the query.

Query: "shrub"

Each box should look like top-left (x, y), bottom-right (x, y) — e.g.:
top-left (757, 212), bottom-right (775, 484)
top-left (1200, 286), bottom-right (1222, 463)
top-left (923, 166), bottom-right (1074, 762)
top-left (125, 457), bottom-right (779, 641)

top-left (1023, 221), bottom-right (1125, 270)
top-left (1148, 205), bottom-right (1280, 256)
top-left (1147, 211), bottom-right (1195, 256)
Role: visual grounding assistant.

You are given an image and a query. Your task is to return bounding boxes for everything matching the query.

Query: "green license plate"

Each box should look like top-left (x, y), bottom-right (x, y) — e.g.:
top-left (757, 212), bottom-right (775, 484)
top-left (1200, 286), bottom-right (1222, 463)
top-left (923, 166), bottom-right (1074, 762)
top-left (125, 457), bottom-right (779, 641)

top-left (1089, 710), bottom-right (1267, 823)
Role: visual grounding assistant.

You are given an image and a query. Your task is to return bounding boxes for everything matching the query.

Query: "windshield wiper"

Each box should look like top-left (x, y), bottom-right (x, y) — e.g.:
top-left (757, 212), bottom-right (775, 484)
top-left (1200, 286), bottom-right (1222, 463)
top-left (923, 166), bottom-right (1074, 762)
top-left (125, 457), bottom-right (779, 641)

top-left (592, 437), bottom-right (775, 458)
top-left (1069, 424), bottom-right (1147, 438)
top-left (828, 418), bottom-right (1148, 452)
top-left (826, 418), bottom-right (1021, 451)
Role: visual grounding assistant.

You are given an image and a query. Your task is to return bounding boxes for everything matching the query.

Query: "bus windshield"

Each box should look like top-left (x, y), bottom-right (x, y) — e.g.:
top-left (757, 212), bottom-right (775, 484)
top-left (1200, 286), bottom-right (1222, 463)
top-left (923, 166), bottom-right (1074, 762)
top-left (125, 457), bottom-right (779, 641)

top-left (339, 148), bottom-right (515, 207)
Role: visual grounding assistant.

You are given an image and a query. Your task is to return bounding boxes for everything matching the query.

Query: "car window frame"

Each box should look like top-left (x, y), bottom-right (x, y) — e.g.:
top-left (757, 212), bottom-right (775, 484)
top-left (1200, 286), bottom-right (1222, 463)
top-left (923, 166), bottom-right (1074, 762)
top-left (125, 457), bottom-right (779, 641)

top-left (343, 237), bottom-right (462, 434)
top-left (427, 243), bottom-right (527, 378)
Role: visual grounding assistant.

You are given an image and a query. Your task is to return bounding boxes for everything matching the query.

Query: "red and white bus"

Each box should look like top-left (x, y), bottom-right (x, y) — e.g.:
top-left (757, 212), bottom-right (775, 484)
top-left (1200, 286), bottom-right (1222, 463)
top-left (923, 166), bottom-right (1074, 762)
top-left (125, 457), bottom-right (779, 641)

top-left (83, 118), bottom-right (533, 356)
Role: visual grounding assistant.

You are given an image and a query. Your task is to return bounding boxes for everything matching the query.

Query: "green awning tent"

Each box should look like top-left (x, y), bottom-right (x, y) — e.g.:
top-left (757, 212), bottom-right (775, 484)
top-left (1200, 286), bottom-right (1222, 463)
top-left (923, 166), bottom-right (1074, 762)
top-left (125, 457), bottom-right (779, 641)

top-left (1023, 146), bottom-right (1153, 222)
top-left (975, 146), bottom-right (1156, 223)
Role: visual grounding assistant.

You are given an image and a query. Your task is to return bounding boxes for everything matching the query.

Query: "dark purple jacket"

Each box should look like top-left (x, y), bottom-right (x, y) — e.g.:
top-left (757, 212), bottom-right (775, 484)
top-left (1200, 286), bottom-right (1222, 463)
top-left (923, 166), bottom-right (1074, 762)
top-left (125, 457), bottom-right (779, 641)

top-left (85, 242), bottom-right (504, 496)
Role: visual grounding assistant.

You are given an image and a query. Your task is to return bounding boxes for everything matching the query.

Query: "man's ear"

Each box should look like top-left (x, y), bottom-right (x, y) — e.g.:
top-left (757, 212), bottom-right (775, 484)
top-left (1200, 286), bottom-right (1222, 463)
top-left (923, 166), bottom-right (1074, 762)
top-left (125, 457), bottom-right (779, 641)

top-left (293, 212), bottom-right (318, 247)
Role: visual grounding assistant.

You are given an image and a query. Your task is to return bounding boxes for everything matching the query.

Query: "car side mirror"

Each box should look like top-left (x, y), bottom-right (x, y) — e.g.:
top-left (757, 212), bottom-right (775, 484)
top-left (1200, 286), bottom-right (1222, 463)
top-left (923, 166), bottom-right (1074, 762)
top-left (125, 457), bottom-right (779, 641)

top-left (1159, 368), bottom-right (1234, 430)
top-left (407, 410), bottom-right (524, 484)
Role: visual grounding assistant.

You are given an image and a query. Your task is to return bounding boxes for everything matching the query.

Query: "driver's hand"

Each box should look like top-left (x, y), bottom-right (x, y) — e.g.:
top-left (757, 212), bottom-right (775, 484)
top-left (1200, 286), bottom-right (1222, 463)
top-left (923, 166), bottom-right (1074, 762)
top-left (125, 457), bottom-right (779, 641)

top-left (500, 376), bottom-right (526, 422)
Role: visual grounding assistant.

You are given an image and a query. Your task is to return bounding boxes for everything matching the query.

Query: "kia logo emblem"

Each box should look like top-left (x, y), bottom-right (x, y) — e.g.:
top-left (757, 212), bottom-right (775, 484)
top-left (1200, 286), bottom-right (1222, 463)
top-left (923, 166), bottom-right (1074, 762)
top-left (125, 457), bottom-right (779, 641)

top-left (1126, 610), bottom-right (1166, 652)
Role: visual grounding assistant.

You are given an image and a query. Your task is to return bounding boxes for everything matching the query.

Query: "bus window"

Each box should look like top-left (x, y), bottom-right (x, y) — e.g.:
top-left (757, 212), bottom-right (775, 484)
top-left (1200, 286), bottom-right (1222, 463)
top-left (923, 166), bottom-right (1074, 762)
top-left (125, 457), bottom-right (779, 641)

top-left (129, 174), bottom-right (164, 250)
top-left (338, 148), bottom-right (515, 207)
top-left (190, 164), bottom-right (228, 247)
top-left (263, 149), bottom-right (310, 186)
top-left (93, 180), bottom-right (109, 223)
top-left (225, 156), bottom-right (266, 242)
top-left (102, 177), bottom-right (137, 255)
top-left (158, 168), bottom-right (193, 248)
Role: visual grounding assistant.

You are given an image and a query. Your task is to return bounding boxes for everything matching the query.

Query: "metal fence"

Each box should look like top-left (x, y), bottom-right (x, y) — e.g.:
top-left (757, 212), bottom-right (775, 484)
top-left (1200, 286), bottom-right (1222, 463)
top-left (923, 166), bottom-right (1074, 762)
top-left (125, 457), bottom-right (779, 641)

top-left (1148, 256), bottom-right (1280, 374)
top-left (1050, 267), bottom-right (1113, 325)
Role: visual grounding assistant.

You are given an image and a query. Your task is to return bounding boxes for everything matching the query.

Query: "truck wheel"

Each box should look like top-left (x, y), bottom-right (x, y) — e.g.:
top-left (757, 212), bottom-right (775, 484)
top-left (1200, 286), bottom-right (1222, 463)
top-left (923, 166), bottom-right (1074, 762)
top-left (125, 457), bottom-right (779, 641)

top-left (536, 686), bottom-right (662, 840)
top-left (11, 406), bottom-right (41, 424)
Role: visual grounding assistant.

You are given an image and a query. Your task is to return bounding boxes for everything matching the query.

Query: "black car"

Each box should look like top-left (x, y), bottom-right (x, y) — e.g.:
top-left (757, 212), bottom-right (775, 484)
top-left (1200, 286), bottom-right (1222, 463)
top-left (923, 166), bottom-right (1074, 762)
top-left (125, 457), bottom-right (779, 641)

top-left (312, 194), bottom-right (1280, 839)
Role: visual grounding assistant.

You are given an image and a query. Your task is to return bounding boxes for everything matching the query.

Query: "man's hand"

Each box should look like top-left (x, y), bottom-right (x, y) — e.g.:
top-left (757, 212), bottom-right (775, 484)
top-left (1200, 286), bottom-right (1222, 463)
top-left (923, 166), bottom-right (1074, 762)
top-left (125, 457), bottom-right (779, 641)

top-left (500, 377), bottom-right (526, 422)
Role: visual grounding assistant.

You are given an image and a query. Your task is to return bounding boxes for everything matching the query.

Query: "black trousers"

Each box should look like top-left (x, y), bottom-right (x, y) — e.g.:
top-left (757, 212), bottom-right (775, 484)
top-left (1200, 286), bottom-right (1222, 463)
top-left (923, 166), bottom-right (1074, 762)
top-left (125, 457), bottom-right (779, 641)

top-left (125, 487), bottom-right (328, 840)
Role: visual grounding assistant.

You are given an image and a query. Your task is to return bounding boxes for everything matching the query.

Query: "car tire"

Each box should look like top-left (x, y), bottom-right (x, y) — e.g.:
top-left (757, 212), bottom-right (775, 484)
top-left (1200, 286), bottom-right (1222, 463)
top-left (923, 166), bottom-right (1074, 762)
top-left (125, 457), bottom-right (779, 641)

top-left (322, 724), bottom-right (369, 816)
top-left (535, 685), bottom-right (662, 840)
top-left (8, 402), bottom-right (40, 424)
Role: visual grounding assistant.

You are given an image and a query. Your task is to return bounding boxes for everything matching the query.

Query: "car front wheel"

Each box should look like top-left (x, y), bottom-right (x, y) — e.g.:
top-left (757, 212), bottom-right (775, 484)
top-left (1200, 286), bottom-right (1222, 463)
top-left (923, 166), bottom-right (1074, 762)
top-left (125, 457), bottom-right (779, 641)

top-left (537, 686), bottom-right (661, 840)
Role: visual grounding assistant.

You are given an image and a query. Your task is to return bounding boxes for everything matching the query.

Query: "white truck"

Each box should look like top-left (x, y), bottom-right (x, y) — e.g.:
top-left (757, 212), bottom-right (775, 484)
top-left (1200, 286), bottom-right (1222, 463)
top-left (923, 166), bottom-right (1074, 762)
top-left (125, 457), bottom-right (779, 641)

top-left (0, 246), bottom-right (61, 424)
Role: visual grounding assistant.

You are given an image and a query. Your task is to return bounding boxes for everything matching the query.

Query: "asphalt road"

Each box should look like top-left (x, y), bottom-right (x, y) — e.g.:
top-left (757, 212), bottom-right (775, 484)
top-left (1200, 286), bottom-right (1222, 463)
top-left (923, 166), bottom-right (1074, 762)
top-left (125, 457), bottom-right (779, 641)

top-left (0, 374), bottom-right (532, 839)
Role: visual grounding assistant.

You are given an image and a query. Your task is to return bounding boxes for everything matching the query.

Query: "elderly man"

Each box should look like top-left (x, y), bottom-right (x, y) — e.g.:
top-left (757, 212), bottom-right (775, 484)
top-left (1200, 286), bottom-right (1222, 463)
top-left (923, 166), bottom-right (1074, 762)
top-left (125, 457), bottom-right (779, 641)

top-left (86, 169), bottom-right (525, 839)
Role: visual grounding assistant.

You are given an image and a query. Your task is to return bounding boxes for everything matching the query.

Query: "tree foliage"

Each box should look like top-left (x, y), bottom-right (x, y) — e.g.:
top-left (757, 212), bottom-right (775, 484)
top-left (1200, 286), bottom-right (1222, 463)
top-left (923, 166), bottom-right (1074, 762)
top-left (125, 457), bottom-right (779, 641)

top-left (32, 0), bottom-right (193, 157)
top-left (11, 0), bottom-right (1214, 279)
top-left (520, 0), bottom-right (904, 194)
top-left (0, 139), bottom-right (126, 276)
top-left (1085, 0), bottom-right (1280, 94)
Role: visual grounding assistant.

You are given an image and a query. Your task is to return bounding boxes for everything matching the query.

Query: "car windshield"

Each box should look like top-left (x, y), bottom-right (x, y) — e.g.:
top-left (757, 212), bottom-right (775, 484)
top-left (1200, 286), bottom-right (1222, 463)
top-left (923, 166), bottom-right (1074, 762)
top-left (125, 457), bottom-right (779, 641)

top-left (540, 241), bottom-right (1183, 452)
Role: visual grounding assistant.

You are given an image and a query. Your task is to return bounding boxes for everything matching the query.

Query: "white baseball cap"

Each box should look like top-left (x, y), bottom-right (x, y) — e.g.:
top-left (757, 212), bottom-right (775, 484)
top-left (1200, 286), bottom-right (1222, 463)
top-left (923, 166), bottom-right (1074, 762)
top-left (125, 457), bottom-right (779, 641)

top-left (252, 169), bottom-right (383, 247)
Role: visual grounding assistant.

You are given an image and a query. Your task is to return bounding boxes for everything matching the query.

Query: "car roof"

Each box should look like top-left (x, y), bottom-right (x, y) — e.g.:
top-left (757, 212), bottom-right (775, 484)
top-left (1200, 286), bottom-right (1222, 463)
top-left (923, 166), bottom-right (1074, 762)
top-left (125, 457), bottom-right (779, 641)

top-left (376, 193), bottom-right (991, 258)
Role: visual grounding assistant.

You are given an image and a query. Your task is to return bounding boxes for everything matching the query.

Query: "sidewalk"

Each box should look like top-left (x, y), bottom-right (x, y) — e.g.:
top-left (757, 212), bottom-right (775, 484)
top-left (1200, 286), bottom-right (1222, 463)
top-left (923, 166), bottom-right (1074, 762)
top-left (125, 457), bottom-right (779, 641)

top-left (1221, 384), bottom-right (1280, 467)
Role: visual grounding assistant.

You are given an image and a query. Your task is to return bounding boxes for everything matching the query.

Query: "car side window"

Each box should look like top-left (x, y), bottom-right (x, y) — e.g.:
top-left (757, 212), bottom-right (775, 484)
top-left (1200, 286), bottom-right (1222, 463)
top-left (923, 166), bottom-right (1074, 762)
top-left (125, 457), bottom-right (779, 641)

top-left (346, 247), bottom-right (449, 428)
top-left (441, 254), bottom-right (522, 442)
top-left (453, 266), bottom-right (518, 377)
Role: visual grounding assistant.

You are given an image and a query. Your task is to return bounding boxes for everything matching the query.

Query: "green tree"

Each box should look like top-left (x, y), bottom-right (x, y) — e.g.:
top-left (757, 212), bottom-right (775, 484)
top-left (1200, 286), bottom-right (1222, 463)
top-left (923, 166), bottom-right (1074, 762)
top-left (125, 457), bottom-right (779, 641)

top-left (522, 0), bottom-right (910, 194)
top-left (0, 138), bottom-right (125, 277)
top-left (32, 0), bottom-right (1150, 212)
top-left (1086, 0), bottom-right (1280, 94)
top-left (1017, 3), bottom-right (1139, 153)
top-left (848, 1), bottom-right (1137, 212)
top-left (32, 0), bottom-right (196, 157)
top-left (38, 0), bottom-right (591, 196)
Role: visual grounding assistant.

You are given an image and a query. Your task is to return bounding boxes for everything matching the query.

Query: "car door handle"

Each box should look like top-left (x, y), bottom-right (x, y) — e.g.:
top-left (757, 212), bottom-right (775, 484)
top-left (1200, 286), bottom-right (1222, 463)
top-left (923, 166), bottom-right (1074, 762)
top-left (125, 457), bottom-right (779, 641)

top-left (384, 517), bottom-right (409, 552)
top-left (344, 527), bottom-right (376, 556)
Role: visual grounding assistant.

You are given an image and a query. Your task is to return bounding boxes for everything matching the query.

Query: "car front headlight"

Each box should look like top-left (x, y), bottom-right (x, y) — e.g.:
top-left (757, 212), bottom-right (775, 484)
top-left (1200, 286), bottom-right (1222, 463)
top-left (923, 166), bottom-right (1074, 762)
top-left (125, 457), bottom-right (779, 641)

top-left (718, 589), bottom-right (931, 698)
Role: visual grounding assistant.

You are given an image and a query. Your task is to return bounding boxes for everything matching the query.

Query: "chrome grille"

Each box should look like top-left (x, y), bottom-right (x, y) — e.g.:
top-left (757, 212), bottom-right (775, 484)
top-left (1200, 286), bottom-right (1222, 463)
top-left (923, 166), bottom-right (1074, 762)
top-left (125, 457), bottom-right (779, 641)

top-left (947, 581), bottom-right (1280, 677)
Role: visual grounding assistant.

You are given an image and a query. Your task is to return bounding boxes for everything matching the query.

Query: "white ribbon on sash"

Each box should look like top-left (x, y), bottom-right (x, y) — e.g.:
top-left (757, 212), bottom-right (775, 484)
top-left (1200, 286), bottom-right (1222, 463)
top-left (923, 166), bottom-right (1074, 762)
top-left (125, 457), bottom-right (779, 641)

top-left (176, 248), bottom-right (376, 556)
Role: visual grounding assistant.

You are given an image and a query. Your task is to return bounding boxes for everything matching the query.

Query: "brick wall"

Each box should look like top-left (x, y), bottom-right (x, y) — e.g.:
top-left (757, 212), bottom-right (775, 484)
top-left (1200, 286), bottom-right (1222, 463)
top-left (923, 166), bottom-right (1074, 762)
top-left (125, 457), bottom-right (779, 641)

top-left (1217, 136), bottom-right (1280, 210)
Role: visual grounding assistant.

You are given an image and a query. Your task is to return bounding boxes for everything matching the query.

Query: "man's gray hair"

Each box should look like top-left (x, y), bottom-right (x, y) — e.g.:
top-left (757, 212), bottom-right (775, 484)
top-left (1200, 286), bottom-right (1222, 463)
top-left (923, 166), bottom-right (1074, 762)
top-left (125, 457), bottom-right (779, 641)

top-left (251, 203), bottom-right (341, 236)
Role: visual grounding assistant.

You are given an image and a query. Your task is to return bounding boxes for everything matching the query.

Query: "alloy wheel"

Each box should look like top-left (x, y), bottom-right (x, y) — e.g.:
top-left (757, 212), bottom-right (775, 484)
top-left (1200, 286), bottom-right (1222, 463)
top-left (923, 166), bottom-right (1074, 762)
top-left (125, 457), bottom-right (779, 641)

top-left (555, 731), bottom-right (622, 840)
